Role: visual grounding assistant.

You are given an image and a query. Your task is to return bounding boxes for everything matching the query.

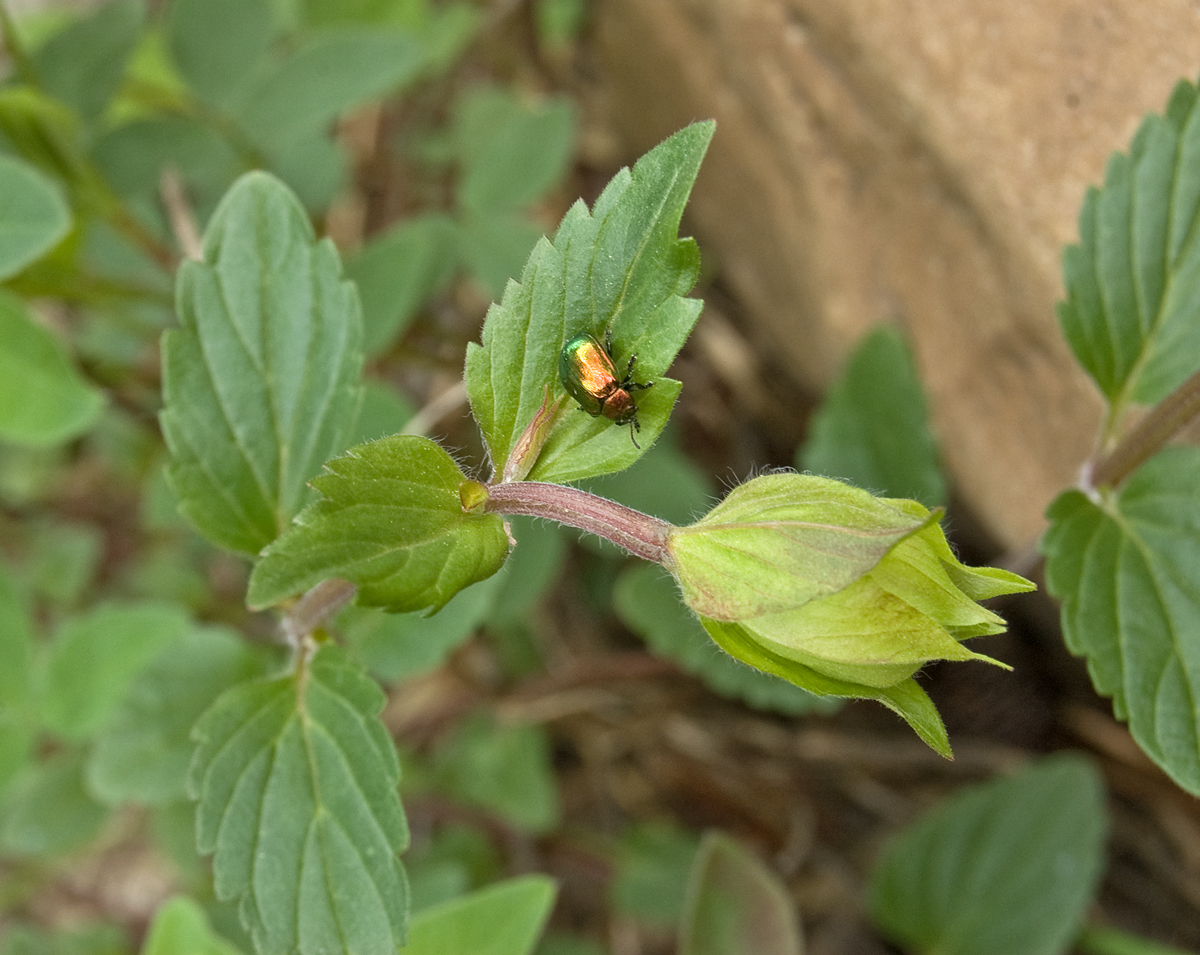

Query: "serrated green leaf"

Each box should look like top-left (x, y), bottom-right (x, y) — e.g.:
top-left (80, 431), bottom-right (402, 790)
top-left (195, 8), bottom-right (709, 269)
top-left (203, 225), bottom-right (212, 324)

top-left (41, 600), bottom-right (191, 741)
top-left (88, 626), bottom-right (268, 806)
top-left (248, 434), bottom-right (509, 613)
top-left (801, 325), bottom-right (945, 507)
top-left (189, 645), bottom-right (410, 955)
top-left (611, 823), bottom-right (699, 928)
top-left (233, 28), bottom-right (424, 148)
top-left (404, 876), bottom-right (556, 955)
top-left (0, 153), bottom-right (71, 280)
top-left (435, 714), bottom-right (560, 834)
top-left (142, 897), bottom-right (243, 955)
top-left (345, 214), bottom-right (458, 356)
top-left (679, 832), bottom-right (802, 955)
top-left (1058, 75), bottom-right (1200, 407)
top-left (464, 121), bottom-right (713, 483)
top-left (453, 87), bottom-right (575, 216)
top-left (0, 750), bottom-right (109, 856)
top-left (869, 754), bottom-right (1106, 955)
top-left (1042, 446), bottom-right (1200, 794)
top-left (31, 0), bottom-right (144, 123)
top-left (343, 572), bottom-right (503, 682)
top-left (0, 291), bottom-right (104, 446)
top-left (699, 617), bottom-right (950, 757)
top-left (614, 565), bottom-right (836, 716)
top-left (0, 562), bottom-right (36, 792)
top-left (160, 171), bottom-right (364, 555)
top-left (166, 0), bottom-right (274, 106)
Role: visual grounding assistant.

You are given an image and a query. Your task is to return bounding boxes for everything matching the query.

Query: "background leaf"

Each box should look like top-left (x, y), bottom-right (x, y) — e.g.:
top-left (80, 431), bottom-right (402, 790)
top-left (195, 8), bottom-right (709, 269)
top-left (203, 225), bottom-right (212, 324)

top-left (31, 0), bottom-right (144, 124)
top-left (402, 876), bottom-right (556, 955)
top-left (0, 922), bottom-right (129, 955)
top-left (87, 626), bottom-right (268, 806)
top-left (0, 291), bottom-right (103, 447)
top-left (800, 324), bottom-right (946, 507)
top-left (41, 600), bottom-right (190, 741)
top-left (452, 87), bottom-right (575, 216)
top-left (189, 646), bottom-right (410, 955)
top-left (0, 563), bottom-right (36, 792)
top-left (0, 153), bottom-right (71, 280)
top-left (141, 897), bottom-right (243, 955)
top-left (486, 517), bottom-right (565, 628)
top-left (614, 565), bottom-right (836, 716)
top-left (0, 751), bottom-right (109, 856)
top-left (91, 117), bottom-right (241, 211)
top-left (434, 714), bottom-right (560, 834)
top-left (678, 832), bottom-right (803, 955)
top-left (344, 213), bottom-right (458, 356)
top-left (347, 379), bottom-right (415, 445)
top-left (343, 572), bottom-right (504, 682)
top-left (1057, 75), bottom-right (1200, 407)
top-left (463, 121), bottom-right (712, 483)
top-left (233, 28), bottom-right (424, 149)
top-left (457, 213), bottom-right (544, 300)
top-left (160, 171), bottom-right (363, 555)
top-left (1043, 446), bottom-right (1200, 794)
top-left (869, 754), bottom-right (1107, 955)
top-left (610, 823), bottom-right (699, 928)
top-left (247, 435), bottom-right (509, 613)
top-left (166, 0), bottom-right (274, 106)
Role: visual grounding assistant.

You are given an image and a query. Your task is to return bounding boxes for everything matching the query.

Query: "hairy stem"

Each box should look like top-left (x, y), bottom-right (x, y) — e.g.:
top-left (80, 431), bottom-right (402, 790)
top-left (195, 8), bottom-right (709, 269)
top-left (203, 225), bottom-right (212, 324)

top-left (1087, 366), bottom-right (1200, 491)
top-left (282, 578), bottom-right (358, 652)
top-left (484, 481), bottom-right (673, 564)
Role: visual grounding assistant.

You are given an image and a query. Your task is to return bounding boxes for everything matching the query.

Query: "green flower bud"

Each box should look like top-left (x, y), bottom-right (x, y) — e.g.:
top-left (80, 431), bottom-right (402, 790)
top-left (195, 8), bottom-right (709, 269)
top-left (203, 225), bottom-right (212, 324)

top-left (664, 474), bottom-right (1034, 756)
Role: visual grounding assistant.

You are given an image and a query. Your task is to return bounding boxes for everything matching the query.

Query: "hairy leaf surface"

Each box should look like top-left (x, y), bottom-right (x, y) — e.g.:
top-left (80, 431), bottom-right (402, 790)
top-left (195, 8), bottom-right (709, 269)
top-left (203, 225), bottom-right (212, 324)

top-left (464, 122), bottom-right (712, 483)
top-left (1058, 75), bottom-right (1200, 407)
top-left (189, 646), bottom-right (409, 955)
top-left (161, 172), bottom-right (363, 555)
top-left (248, 435), bottom-right (509, 612)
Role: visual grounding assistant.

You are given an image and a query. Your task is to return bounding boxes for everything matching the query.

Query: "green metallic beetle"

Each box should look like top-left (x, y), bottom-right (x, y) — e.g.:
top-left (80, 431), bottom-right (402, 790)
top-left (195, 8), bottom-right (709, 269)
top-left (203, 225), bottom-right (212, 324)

top-left (558, 331), bottom-right (654, 447)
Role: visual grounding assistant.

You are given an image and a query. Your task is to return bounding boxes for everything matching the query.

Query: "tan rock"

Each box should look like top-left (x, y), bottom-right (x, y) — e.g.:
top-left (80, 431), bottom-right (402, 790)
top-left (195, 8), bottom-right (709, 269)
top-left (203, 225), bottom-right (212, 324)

top-left (586, 0), bottom-right (1200, 549)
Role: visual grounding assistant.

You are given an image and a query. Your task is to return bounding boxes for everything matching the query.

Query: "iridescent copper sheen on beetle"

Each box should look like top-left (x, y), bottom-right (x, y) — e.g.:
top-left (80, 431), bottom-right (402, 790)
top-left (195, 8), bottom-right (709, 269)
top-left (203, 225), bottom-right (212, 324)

top-left (558, 331), bottom-right (653, 447)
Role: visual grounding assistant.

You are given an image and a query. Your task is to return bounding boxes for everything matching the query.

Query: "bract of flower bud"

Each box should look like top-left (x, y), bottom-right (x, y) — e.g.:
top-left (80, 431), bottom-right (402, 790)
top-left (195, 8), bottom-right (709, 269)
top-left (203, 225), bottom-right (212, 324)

top-left (663, 473), bottom-right (1035, 756)
top-left (666, 474), bottom-right (934, 620)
